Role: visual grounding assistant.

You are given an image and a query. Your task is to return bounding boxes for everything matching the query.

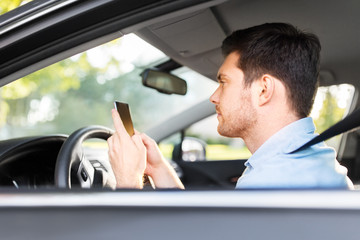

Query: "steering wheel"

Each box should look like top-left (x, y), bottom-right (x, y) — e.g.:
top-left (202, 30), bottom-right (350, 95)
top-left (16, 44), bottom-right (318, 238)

top-left (55, 125), bottom-right (114, 189)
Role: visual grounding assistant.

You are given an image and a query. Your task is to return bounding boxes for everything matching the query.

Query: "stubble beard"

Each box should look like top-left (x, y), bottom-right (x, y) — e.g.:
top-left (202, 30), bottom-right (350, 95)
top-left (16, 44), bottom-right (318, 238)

top-left (217, 102), bottom-right (257, 139)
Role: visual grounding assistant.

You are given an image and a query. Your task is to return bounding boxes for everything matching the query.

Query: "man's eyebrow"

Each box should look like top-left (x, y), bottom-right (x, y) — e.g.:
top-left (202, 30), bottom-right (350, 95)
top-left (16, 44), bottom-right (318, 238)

top-left (217, 73), bottom-right (228, 81)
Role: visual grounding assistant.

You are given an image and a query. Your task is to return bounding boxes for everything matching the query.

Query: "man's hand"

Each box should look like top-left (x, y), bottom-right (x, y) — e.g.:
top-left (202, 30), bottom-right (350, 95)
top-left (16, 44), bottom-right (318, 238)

top-left (107, 109), bottom-right (146, 189)
top-left (140, 133), bottom-right (184, 189)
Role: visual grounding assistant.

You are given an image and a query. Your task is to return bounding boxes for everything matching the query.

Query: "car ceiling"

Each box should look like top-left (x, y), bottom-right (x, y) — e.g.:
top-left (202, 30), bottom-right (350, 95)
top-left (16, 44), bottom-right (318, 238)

top-left (136, 0), bottom-right (360, 89)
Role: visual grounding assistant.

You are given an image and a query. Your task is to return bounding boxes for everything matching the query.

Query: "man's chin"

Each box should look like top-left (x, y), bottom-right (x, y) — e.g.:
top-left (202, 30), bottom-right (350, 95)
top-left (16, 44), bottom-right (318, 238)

top-left (217, 125), bottom-right (241, 138)
top-left (217, 126), bottom-right (231, 137)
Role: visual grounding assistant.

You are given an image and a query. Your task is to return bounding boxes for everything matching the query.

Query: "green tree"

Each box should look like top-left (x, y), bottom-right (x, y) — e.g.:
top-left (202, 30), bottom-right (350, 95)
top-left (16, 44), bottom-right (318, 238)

top-left (314, 88), bottom-right (345, 134)
top-left (0, 0), bottom-right (29, 15)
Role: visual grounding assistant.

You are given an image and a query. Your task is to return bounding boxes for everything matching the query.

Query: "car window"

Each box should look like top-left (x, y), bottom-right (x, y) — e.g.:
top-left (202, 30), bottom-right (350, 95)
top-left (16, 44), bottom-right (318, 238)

top-left (159, 83), bottom-right (356, 162)
top-left (0, 34), bottom-right (217, 139)
top-left (185, 115), bottom-right (251, 160)
top-left (312, 84), bottom-right (356, 150)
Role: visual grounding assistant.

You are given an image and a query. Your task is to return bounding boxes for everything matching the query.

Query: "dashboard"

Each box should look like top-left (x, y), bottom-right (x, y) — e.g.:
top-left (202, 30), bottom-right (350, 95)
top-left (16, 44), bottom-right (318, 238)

top-left (0, 135), bottom-right (67, 188)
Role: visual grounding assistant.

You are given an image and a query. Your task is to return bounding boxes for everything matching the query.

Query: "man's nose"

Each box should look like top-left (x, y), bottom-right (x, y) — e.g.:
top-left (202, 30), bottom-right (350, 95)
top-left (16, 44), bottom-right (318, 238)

top-left (210, 86), bottom-right (220, 104)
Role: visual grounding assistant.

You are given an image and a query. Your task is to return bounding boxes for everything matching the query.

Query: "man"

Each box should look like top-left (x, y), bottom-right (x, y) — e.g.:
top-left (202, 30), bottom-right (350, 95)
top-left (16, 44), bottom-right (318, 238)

top-left (107, 23), bottom-right (353, 189)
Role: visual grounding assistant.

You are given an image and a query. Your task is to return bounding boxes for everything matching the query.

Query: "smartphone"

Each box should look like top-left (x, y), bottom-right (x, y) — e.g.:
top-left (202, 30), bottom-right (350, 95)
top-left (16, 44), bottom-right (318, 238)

top-left (114, 101), bottom-right (135, 136)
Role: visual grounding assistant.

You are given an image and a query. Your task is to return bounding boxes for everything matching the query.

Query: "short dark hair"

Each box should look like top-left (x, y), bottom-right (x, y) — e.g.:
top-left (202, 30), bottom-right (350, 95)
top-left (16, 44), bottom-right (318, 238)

top-left (221, 23), bottom-right (321, 118)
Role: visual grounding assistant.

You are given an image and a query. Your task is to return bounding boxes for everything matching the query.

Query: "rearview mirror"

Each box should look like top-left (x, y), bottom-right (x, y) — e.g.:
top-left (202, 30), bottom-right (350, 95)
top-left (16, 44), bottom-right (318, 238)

top-left (141, 69), bottom-right (187, 95)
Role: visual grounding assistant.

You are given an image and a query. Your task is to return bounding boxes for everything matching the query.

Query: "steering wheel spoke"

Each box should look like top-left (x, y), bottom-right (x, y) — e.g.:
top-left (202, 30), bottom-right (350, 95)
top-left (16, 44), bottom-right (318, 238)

top-left (55, 125), bottom-right (114, 189)
top-left (76, 155), bottom-right (95, 188)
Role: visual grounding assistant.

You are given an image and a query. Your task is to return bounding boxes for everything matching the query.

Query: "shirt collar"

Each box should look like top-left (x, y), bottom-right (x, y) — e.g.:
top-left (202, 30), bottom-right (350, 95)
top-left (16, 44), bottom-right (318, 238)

top-left (245, 117), bottom-right (316, 168)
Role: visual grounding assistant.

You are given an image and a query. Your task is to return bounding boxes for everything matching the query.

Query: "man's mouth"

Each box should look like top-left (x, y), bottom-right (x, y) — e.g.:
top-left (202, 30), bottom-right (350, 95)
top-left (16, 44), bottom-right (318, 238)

top-left (216, 106), bottom-right (222, 117)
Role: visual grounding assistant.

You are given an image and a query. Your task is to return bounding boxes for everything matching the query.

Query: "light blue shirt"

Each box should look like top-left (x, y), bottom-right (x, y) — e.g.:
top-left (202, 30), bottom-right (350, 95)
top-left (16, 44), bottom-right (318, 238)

top-left (236, 117), bottom-right (353, 189)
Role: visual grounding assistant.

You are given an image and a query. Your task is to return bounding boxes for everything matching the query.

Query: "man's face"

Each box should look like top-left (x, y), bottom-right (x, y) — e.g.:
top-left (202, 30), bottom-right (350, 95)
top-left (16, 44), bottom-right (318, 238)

top-left (210, 52), bottom-right (258, 138)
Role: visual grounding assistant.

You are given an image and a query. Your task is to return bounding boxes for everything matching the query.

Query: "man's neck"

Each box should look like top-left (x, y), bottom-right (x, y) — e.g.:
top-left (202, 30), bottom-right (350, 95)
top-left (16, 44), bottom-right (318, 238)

top-left (244, 112), bottom-right (300, 154)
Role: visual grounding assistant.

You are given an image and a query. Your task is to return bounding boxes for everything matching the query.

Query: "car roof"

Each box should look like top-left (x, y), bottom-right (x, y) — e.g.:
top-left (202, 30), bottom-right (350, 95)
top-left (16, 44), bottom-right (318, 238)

top-left (137, 0), bottom-right (360, 89)
top-left (1, 0), bottom-right (359, 91)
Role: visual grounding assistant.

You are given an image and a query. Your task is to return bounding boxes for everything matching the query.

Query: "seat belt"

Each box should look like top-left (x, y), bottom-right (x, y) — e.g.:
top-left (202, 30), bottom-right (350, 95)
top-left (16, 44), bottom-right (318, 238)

top-left (291, 107), bottom-right (360, 153)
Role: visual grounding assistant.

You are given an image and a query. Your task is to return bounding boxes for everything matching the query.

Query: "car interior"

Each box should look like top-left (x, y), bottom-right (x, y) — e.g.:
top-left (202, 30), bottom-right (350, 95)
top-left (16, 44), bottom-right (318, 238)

top-left (136, 0), bottom-right (360, 188)
top-left (0, 0), bottom-right (360, 190)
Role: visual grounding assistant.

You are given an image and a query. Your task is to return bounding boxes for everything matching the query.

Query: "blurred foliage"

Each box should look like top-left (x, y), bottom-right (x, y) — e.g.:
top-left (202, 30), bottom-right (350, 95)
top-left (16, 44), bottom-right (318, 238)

top-left (206, 144), bottom-right (251, 160)
top-left (1, 55), bottom-right (85, 130)
top-left (0, 0), bottom-right (31, 15)
top-left (313, 89), bottom-right (345, 133)
top-left (0, 37), bottom-right (123, 133)
top-left (0, 30), bottom-right (176, 137)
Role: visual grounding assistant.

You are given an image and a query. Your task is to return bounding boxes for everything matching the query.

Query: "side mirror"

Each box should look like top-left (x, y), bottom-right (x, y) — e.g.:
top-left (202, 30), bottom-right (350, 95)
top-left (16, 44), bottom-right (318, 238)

top-left (182, 137), bottom-right (206, 162)
top-left (141, 69), bottom-right (187, 95)
top-left (172, 137), bottom-right (206, 162)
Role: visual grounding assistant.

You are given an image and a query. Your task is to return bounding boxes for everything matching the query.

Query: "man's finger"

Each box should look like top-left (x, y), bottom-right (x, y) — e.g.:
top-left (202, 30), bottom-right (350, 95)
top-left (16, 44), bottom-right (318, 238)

top-left (111, 109), bottom-right (128, 136)
top-left (140, 133), bottom-right (153, 144)
top-left (132, 134), bottom-right (145, 149)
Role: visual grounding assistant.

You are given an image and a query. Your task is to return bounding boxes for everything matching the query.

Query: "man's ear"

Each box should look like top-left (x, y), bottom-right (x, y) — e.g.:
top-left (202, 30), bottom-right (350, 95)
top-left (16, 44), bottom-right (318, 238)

top-left (257, 74), bottom-right (275, 106)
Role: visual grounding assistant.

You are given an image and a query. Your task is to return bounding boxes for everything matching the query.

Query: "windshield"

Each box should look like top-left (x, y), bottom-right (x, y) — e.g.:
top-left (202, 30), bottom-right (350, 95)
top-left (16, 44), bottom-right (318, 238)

top-left (0, 34), bottom-right (217, 139)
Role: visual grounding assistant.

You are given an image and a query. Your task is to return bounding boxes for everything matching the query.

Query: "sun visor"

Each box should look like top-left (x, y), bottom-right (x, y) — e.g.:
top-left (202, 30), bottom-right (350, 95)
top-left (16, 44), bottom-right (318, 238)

top-left (149, 9), bottom-right (225, 57)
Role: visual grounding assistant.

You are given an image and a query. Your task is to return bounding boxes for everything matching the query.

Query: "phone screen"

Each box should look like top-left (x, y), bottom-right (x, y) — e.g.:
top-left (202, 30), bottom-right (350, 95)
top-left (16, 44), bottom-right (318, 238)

top-left (114, 101), bottom-right (135, 136)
